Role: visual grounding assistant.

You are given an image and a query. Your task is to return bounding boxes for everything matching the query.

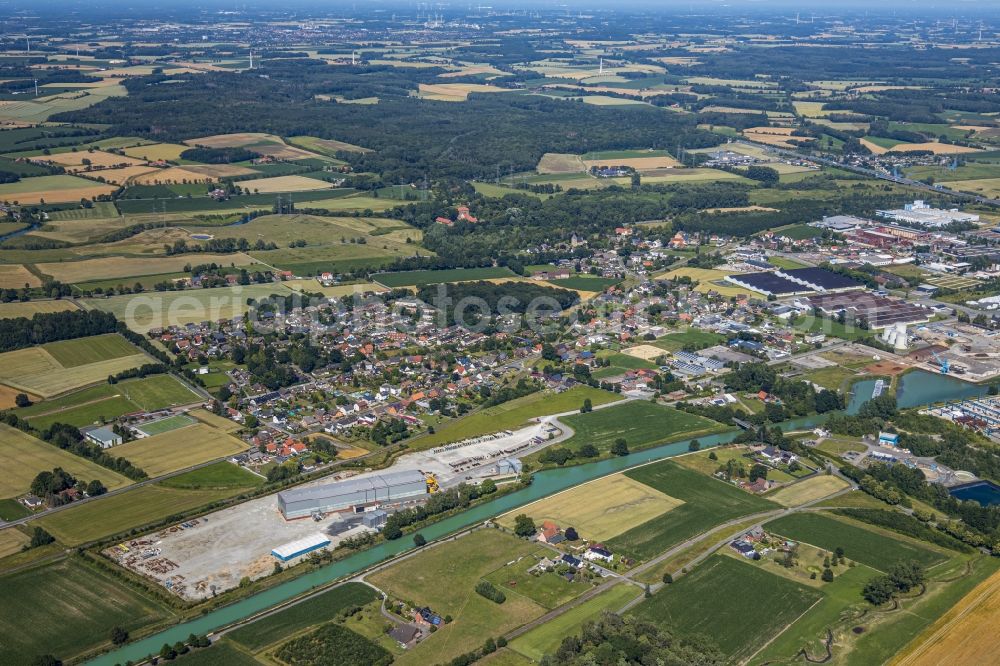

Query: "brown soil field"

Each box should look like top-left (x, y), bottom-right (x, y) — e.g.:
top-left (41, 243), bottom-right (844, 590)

top-left (0, 384), bottom-right (40, 409)
top-left (864, 360), bottom-right (911, 376)
top-left (36, 253), bottom-right (261, 283)
top-left (0, 264), bottom-right (41, 288)
top-left (892, 567), bottom-right (1000, 666)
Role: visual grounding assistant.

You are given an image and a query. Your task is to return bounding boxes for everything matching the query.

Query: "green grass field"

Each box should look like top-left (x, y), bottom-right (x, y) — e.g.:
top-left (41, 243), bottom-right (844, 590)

top-left (509, 583), bottom-right (640, 661)
top-left (764, 513), bottom-right (945, 571)
top-left (0, 423), bottom-right (132, 499)
top-left (19, 374), bottom-right (201, 430)
top-left (482, 548), bottom-right (592, 610)
top-left (368, 529), bottom-right (546, 665)
top-left (0, 557), bottom-right (174, 663)
top-left (653, 329), bottom-right (727, 351)
top-left (557, 401), bottom-right (727, 457)
top-left (158, 461), bottom-right (264, 489)
top-left (35, 484), bottom-right (246, 545)
top-left (410, 385), bottom-right (622, 450)
top-left (630, 555), bottom-right (821, 661)
top-left (372, 266), bottom-right (516, 287)
top-left (135, 413), bottom-right (197, 436)
top-left (228, 582), bottom-right (379, 652)
top-left (607, 460), bottom-right (776, 561)
top-left (162, 640), bottom-right (260, 665)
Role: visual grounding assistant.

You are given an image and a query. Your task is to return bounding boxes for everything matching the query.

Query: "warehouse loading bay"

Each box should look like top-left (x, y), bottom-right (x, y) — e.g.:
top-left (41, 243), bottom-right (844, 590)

top-left (104, 421), bottom-right (557, 601)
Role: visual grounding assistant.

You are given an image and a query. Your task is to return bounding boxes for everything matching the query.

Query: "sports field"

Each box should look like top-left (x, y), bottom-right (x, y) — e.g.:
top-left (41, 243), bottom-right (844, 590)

top-left (373, 266), bottom-right (516, 287)
top-left (0, 557), bottom-right (174, 664)
top-left (135, 413), bottom-right (197, 436)
top-left (630, 555), bottom-right (822, 661)
top-left (558, 401), bottom-right (727, 456)
top-left (608, 461), bottom-right (776, 561)
top-left (764, 513), bottom-right (945, 571)
top-left (36, 483), bottom-right (247, 545)
top-left (368, 529), bottom-right (546, 666)
top-left (412, 385), bottom-right (622, 450)
top-left (0, 341), bottom-right (149, 398)
top-left (0, 423), bottom-right (132, 498)
top-left (767, 476), bottom-right (851, 507)
top-left (498, 473), bottom-right (682, 541)
top-left (509, 584), bottom-right (640, 661)
top-left (112, 423), bottom-right (247, 477)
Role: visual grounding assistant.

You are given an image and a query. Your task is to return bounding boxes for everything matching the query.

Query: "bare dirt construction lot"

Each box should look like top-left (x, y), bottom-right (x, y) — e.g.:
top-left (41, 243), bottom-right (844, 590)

top-left (865, 359), bottom-right (912, 376)
top-left (622, 344), bottom-right (666, 361)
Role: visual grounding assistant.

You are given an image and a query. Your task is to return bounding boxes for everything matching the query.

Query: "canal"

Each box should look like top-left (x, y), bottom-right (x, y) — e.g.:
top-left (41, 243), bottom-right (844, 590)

top-left (92, 370), bottom-right (986, 664)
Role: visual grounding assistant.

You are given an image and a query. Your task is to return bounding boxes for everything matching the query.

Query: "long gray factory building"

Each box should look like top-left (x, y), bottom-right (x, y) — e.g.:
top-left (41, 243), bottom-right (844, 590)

top-left (277, 469), bottom-right (428, 519)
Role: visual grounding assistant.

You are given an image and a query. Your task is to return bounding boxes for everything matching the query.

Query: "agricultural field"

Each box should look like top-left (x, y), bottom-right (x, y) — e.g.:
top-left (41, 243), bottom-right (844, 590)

top-left (764, 513), bottom-right (945, 571)
top-left (112, 423), bottom-right (248, 477)
top-left (640, 167), bottom-right (748, 185)
top-left (417, 82), bottom-right (510, 101)
top-left (0, 336), bottom-right (149, 399)
top-left (190, 407), bottom-right (243, 432)
top-left (158, 461), bottom-right (264, 490)
top-left (0, 174), bottom-right (117, 204)
top-left (0, 263), bottom-right (42, 288)
top-left (42, 333), bottom-right (139, 367)
top-left (482, 548), bottom-right (593, 610)
top-left (37, 253), bottom-right (262, 283)
top-left (412, 385), bottom-right (622, 450)
top-left (508, 584), bottom-right (640, 662)
top-left (536, 152), bottom-right (586, 173)
top-left (767, 476), bottom-right (851, 507)
top-left (498, 473), bottom-right (682, 542)
top-left (631, 555), bottom-right (822, 662)
top-left (228, 582), bottom-right (380, 652)
top-left (607, 461), bottom-right (776, 561)
top-left (83, 283), bottom-right (294, 332)
top-left (543, 275), bottom-right (620, 292)
top-left (28, 149), bottom-right (146, 172)
top-left (556, 401), bottom-right (727, 457)
top-left (942, 177), bottom-right (1000, 198)
top-left (0, 423), bottom-right (132, 499)
top-left (0, 527), bottom-right (29, 558)
top-left (0, 299), bottom-right (75, 319)
top-left (0, 557), bottom-right (175, 664)
top-left (373, 266), bottom-right (516, 287)
top-left (287, 135), bottom-right (371, 155)
top-left (121, 142), bottom-right (190, 161)
top-left (17, 374), bottom-right (200, 429)
top-left (237, 174), bottom-right (336, 193)
top-left (367, 529), bottom-right (546, 666)
top-left (35, 483), bottom-right (248, 546)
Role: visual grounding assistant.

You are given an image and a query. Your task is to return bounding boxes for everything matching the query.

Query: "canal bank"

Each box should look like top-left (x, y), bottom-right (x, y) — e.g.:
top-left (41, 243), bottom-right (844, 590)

top-left (90, 369), bottom-right (982, 665)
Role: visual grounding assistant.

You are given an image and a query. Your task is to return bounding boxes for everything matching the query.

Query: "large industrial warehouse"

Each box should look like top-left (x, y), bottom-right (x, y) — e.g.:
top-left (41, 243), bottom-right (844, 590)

top-left (277, 470), bottom-right (429, 519)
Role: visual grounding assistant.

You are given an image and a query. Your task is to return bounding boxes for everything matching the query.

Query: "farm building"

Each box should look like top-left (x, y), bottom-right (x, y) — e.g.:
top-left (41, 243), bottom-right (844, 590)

top-left (83, 425), bottom-right (122, 449)
top-left (271, 533), bottom-right (332, 562)
top-left (277, 470), bottom-right (428, 519)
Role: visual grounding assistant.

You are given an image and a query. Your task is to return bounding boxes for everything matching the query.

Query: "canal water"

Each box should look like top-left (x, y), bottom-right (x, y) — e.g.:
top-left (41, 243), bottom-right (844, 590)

top-left (91, 369), bottom-right (985, 665)
top-left (845, 369), bottom-right (987, 414)
top-left (90, 416), bottom-right (832, 665)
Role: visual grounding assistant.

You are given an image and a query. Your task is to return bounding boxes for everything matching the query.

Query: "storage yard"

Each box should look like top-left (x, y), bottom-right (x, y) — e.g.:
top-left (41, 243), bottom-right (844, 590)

top-left (104, 419), bottom-right (556, 600)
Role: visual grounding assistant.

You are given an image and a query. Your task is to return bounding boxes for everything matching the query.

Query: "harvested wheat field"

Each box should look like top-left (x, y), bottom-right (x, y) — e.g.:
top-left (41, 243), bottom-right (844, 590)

top-left (181, 164), bottom-right (259, 179)
top-left (893, 567), bottom-right (1000, 666)
top-left (860, 138), bottom-right (889, 155)
top-left (0, 264), bottom-right (41, 288)
top-left (36, 253), bottom-right (261, 283)
top-left (121, 142), bottom-right (190, 161)
top-left (131, 167), bottom-right (221, 184)
top-left (184, 132), bottom-right (279, 148)
top-left (498, 472), bottom-right (683, 541)
top-left (237, 175), bottom-right (335, 193)
top-left (0, 300), bottom-right (76, 320)
top-left (418, 82), bottom-right (509, 101)
top-left (87, 165), bottom-right (160, 185)
top-left (537, 153), bottom-right (587, 173)
top-left (582, 156), bottom-right (681, 170)
top-left (0, 346), bottom-right (149, 398)
top-left (889, 142), bottom-right (981, 155)
top-left (29, 150), bottom-right (146, 172)
top-left (0, 175), bottom-right (117, 204)
top-left (622, 344), bottom-right (666, 361)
